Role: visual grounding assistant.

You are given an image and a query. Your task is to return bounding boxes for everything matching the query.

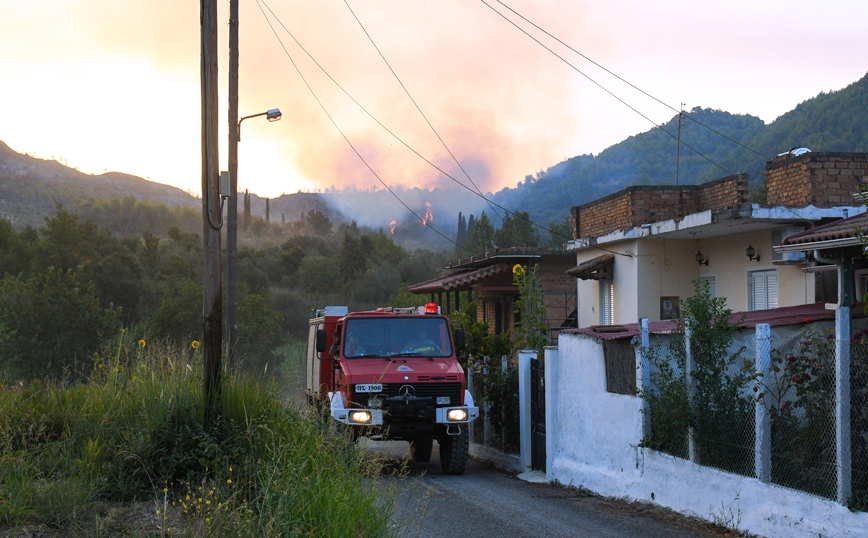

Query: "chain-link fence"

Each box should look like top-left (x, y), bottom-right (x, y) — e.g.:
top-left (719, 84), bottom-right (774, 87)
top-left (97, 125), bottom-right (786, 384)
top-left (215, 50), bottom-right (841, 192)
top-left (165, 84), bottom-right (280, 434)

top-left (644, 331), bottom-right (755, 477)
top-left (764, 330), bottom-right (837, 500)
top-left (851, 331), bottom-right (868, 510)
top-left (643, 322), bottom-right (868, 507)
top-left (693, 331), bottom-right (755, 477)
top-left (467, 356), bottom-right (520, 455)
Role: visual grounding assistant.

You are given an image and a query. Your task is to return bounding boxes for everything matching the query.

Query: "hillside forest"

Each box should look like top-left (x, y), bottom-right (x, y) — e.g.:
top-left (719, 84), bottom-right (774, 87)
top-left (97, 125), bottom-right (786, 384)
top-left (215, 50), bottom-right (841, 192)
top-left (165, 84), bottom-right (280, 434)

top-left (0, 195), bottom-right (559, 382)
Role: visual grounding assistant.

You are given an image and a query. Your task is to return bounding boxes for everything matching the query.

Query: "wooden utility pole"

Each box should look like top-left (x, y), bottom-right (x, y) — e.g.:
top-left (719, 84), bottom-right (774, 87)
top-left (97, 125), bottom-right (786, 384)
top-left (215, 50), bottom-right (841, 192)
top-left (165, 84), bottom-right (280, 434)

top-left (200, 0), bottom-right (222, 425)
top-left (675, 103), bottom-right (684, 186)
top-left (227, 0), bottom-right (240, 364)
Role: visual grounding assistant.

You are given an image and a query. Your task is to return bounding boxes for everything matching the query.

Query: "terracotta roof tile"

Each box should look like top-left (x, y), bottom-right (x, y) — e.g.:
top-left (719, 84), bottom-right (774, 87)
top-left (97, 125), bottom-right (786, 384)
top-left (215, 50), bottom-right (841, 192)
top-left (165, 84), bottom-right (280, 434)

top-left (781, 213), bottom-right (868, 246)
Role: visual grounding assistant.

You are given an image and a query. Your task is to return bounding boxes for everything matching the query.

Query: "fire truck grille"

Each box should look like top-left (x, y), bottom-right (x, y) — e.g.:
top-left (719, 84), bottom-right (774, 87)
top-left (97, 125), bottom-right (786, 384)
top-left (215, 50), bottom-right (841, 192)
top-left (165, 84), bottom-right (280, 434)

top-left (351, 382), bottom-right (462, 406)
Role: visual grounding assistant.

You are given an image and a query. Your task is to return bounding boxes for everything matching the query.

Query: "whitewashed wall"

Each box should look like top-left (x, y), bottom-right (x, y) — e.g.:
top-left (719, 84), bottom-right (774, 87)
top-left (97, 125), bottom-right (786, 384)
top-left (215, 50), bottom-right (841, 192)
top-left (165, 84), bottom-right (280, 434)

top-left (547, 332), bottom-right (868, 538)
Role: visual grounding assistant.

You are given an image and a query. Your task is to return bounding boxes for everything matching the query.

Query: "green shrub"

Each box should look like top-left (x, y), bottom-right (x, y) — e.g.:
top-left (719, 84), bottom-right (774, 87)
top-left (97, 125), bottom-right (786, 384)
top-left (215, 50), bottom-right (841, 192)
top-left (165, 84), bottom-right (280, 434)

top-left (0, 336), bottom-right (395, 536)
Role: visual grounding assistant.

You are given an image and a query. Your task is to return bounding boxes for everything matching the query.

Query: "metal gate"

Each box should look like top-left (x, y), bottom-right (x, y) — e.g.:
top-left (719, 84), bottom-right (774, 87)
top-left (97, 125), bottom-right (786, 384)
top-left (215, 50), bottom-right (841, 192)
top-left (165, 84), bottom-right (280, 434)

top-left (530, 356), bottom-right (546, 471)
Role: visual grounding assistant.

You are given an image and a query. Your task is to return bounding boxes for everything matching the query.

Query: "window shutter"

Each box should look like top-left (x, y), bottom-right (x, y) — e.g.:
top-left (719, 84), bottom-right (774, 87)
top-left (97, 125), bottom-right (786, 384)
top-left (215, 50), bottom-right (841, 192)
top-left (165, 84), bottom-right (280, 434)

top-left (600, 280), bottom-right (614, 325)
top-left (750, 270), bottom-right (778, 311)
top-left (767, 272), bottom-right (778, 309)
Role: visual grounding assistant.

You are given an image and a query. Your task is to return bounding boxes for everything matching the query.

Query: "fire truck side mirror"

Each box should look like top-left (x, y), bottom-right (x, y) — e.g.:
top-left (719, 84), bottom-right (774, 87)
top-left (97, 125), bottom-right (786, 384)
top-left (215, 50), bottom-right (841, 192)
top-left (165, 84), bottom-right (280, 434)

top-left (454, 328), bottom-right (466, 352)
top-left (316, 329), bottom-right (327, 353)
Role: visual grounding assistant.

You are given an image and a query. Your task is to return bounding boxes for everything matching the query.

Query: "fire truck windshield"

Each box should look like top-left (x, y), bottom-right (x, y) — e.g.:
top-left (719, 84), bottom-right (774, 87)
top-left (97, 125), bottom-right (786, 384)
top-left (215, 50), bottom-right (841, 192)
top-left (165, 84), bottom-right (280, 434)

top-left (344, 316), bottom-right (452, 358)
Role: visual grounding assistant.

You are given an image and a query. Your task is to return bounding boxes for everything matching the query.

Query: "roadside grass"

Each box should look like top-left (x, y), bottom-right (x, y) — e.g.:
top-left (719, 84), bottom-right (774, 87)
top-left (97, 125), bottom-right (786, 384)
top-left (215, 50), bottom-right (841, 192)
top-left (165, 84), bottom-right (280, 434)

top-left (0, 334), bottom-right (396, 537)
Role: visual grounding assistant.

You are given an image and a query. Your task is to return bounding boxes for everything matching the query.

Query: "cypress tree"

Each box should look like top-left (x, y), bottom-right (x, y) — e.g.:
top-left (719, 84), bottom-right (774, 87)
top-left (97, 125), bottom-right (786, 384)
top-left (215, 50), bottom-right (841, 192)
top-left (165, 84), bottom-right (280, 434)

top-left (243, 189), bottom-right (251, 230)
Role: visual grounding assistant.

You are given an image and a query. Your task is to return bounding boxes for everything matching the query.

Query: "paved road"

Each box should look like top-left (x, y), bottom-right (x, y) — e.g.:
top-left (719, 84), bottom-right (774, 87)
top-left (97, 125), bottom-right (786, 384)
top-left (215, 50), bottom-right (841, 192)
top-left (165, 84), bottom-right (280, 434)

top-left (366, 440), bottom-right (743, 538)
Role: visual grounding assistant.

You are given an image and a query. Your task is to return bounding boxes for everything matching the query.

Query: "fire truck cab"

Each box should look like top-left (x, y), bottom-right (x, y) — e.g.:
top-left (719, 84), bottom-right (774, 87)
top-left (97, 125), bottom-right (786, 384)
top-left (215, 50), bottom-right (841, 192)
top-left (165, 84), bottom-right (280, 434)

top-left (306, 304), bottom-right (478, 475)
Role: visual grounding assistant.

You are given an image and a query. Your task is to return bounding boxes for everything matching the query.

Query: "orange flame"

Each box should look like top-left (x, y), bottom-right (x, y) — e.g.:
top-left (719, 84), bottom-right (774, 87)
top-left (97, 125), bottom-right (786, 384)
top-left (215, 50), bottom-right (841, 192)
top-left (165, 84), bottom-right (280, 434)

top-left (422, 202), bottom-right (433, 226)
top-left (389, 220), bottom-right (396, 234)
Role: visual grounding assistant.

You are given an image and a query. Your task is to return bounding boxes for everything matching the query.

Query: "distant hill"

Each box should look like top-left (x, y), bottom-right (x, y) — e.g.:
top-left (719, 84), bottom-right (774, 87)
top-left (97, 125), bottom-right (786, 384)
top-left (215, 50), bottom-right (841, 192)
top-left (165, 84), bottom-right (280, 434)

top-left (3, 71), bottom-right (868, 243)
top-left (0, 141), bottom-right (197, 229)
top-left (493, 72), bottom-right (868, 227)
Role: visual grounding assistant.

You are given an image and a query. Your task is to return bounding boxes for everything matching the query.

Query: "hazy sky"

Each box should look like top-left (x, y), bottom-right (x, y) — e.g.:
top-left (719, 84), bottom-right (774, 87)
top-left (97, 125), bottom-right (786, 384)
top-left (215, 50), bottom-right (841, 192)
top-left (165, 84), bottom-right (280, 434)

top-left (3, 0), bottom-right (867, 198)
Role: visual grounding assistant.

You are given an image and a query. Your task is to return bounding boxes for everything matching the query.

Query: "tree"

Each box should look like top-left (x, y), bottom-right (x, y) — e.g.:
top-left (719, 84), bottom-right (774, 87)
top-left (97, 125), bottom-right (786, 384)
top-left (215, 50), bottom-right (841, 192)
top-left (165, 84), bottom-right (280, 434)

top-left (235, 286), bottom-right (283, 372)
top-left (149, 279), bottom-right (203, 345)
top-left (468, 212), bottom-right (495, 252)
top-left (456, 212), bottom-right (467, 248)
top-left (546, 216), bottom-right (572, 249)
top-left (306, 210), bottom-right (333, 236)
top-left (243, 189), bottom-right (251, 230)
top-left (495, 211), bottom-right (539, 248)
top-left (0, 268), bottom-right (120, 379)
top-left (265, 197), bottom-right (270, 222)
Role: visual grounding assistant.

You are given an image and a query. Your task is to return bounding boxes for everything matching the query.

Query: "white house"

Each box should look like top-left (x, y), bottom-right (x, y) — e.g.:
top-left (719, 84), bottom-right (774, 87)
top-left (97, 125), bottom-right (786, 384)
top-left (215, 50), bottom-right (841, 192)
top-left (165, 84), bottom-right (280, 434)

top-left (566, 152), bottom-right (868, 327)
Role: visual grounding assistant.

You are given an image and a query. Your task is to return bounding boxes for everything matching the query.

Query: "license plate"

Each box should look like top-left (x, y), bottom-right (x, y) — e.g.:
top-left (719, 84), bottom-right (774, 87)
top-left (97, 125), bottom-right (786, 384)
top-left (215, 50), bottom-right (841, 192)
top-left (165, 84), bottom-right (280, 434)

top-left (355, 384), bottom-right (382, 393)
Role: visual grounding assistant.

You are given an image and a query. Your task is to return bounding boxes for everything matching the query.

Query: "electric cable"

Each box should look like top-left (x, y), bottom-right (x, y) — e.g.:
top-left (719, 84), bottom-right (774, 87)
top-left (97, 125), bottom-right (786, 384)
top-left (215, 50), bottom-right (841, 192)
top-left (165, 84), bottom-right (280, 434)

top-left (254, 0), bottom-right (470, 254)
top-left (255, 1), bottom-right (573, 243)
top-left (492, 0), bottom-right (771, 161)
top-left (255, 0), bottom-right (633, 258)
top-left (342, 0), bottom-right (505, 224)
top-left (478, 0), bottom-right (733, 176)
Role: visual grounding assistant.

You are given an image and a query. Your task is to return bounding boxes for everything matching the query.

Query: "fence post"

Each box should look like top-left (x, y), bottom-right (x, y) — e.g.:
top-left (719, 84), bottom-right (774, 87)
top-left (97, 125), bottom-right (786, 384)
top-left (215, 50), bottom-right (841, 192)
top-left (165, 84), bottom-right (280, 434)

top-left (501, 355), bottom-right (508, 445)
top-left (685, 319), bottom-right (696, 463)
top-left (518, 350), bottom-right (535, 472)
top-left (467, 368), bottom-right (475, 444)
top-left (545, 345), bottom-right (559, 481)
top-left (483, 358), bottom-right (491, 447)
top-left (755, 323), bottom-right (772, 483)
top-left (637, 319), bottom-right (650, 477)
top-left (836, 306), bottom-right (852, 505)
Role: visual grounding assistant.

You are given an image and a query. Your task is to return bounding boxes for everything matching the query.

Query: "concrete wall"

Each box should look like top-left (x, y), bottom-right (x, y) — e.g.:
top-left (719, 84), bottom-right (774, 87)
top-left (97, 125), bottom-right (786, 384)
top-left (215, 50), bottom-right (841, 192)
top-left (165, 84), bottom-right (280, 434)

top-left (547, 332), bottom-right (868, 538)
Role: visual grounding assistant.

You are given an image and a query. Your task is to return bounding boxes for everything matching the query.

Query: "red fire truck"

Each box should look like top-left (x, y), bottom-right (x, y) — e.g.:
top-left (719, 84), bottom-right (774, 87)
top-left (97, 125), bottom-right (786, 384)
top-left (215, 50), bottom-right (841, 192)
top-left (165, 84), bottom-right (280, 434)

top-left (306, 304), bottom-right (478, 475)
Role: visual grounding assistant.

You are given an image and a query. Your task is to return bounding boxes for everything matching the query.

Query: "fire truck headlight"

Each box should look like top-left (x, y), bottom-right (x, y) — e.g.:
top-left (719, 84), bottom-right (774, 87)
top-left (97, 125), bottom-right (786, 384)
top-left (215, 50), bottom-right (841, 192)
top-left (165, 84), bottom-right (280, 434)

top-left (436, 396), bottom-right (451, 405)
top-left (350, 411), bottom-right (372, 424)
top-left (447, 409), bottom-right (467, 422)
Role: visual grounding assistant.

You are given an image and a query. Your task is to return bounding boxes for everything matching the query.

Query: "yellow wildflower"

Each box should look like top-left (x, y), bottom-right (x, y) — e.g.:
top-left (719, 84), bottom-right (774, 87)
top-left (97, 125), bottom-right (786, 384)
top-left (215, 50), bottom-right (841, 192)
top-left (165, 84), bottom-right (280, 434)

top-left (138, 339), bottom-right (146, 348)
top-left (192, 340), bottom-right (200, 349)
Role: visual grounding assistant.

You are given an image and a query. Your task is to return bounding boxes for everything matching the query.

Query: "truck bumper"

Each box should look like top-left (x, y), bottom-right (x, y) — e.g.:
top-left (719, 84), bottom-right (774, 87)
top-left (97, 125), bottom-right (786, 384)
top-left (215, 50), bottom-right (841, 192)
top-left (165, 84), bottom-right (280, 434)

top-left (329, 390), bottom-right (479, 426)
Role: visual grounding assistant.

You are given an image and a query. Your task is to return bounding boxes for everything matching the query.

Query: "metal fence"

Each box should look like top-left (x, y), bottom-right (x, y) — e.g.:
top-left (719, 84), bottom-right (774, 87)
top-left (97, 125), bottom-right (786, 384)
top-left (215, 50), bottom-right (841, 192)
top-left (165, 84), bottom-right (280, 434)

top-left (642, 317), bottom-right (867, 509)
top-left (467, 356), bottom-right (520, 455)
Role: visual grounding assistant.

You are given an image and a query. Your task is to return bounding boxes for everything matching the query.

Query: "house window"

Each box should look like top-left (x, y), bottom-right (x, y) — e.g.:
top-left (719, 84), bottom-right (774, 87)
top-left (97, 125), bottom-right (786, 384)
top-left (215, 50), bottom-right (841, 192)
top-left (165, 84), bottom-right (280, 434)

top-left (749, 270), bottom-right (778, 311)
top-left (600, 279), bottom-right (614, 325)
top-left (698, 275), bottom-right (717, 297)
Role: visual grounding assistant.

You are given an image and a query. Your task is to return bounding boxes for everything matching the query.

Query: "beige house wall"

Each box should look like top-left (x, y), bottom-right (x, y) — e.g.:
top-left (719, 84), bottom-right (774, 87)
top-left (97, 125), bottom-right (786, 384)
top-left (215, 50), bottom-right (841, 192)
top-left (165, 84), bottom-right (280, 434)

top-left (573, 229), bottom-right (816, 327)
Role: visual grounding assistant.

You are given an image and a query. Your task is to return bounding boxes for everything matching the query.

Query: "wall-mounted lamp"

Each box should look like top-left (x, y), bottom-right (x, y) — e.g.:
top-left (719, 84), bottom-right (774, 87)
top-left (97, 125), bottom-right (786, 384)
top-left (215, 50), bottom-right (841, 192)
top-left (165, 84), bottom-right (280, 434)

top-left (695, 251), bottom-right (708, 266)
top-left (746, 244), bottom-right (760, 262)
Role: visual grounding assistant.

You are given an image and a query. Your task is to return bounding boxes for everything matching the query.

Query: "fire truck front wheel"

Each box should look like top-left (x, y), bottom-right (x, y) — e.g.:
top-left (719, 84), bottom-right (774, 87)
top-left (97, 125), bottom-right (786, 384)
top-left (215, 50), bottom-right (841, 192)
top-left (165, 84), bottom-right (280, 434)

top-left (438, 427), bottom-right (469, 475)
top-left (410, 434), bottom-right (433, 463)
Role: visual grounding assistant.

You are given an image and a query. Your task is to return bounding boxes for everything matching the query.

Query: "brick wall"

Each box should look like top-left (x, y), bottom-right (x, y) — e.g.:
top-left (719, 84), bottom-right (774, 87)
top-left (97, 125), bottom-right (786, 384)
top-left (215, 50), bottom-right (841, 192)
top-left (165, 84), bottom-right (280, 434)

top-left (572, 174), bottom-right (748, 240)
top-left (766, 153), bottom-right (868, 207)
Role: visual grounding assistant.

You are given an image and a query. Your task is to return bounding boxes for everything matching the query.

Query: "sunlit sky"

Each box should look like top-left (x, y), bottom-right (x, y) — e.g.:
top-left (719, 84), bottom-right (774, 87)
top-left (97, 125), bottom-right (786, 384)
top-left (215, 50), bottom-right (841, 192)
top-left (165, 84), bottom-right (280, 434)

top-left (2, 1), bottom-right (867, 198)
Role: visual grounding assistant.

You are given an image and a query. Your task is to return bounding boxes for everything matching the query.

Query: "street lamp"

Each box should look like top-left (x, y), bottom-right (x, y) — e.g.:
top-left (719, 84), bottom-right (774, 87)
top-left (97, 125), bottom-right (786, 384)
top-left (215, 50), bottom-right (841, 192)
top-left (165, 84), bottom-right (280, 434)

top-left (227, 107), bottom-right (281, 361)
top-left (238, 108), bottom-right (282, 140)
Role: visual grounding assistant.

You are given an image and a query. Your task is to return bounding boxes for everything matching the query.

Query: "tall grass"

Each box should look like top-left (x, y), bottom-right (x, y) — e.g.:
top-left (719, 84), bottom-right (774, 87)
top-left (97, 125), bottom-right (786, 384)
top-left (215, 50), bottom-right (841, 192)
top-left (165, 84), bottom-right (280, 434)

top-left (0, 334), bottom-right (397, 536)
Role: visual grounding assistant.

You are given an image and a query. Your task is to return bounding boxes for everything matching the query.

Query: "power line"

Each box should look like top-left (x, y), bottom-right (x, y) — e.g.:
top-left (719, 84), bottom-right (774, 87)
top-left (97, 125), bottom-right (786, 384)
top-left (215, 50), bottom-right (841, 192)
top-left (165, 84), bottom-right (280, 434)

top-left (491, 0), bottom-right (771, 161)
top-left (254, 0), bottom-right (469, 254)
top-left (342, 0), bottom-right (505, 224)
top-left (255, 0), bottom-right (632, 258)
top-left (255, 2), bottom-right (558, 238)
top-left (478, 0), bottom-right (734, 176)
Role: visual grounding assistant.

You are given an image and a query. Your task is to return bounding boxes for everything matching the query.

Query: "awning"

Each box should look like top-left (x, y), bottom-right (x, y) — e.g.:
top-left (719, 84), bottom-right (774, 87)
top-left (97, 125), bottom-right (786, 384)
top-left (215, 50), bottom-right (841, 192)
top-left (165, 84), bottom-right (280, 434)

top-left (565, 254), bottom-right (614, 280)
top-left (408, 263), bottom-right (512, 294)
